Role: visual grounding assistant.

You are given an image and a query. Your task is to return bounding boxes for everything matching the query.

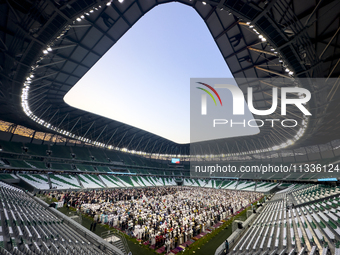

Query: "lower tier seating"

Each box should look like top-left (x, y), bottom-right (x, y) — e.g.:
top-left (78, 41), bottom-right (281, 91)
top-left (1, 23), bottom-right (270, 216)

top-left (0, 181), bottom-right (105, 254)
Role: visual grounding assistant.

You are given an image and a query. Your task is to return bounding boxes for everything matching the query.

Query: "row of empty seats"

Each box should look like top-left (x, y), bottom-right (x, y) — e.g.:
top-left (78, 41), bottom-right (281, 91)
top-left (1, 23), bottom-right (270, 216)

top-left (0, 140), bottom-right (173, 169)
top-left (12, 173), bottom-right (285, 193)
top-left (292, 185), bottom-right (340, 205)
top-left (1, 158), bottom-right (190, 177)
top-left (0, 170), bottom-right (288, 197)
top-left (0, 181), bottom-right (105, 254)
top-left (185, 179), bottom-right (279, 192)
top-left (230, 184), bottom-right (340, 255)
top-left (15, 174), bottom-right (182, 190)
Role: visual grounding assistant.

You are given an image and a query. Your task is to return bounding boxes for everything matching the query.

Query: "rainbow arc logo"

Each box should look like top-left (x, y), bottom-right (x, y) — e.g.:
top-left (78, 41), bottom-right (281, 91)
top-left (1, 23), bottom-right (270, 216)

top-left (196, 82), bottom-right (223, 106)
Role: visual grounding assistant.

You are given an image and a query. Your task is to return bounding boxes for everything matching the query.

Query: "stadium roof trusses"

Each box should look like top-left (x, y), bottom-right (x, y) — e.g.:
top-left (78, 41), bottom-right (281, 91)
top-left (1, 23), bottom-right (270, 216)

top-left (0, 0), bottom-right (339, 156)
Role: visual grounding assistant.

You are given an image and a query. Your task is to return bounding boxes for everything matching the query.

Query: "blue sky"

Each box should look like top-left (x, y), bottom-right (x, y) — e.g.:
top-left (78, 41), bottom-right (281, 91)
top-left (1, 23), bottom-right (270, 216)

top-left (64, 2), bottom-right (233, 144)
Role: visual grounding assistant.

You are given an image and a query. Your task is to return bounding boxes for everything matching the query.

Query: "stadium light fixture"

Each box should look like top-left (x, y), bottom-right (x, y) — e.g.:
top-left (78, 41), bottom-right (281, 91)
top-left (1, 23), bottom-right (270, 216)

top-left (252, 28), bottom-right (259, 35)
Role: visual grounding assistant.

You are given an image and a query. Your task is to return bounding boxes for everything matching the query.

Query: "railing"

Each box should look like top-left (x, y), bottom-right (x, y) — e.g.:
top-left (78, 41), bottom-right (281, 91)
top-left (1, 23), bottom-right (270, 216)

top-left (33, 196), bottom-right (125, 255)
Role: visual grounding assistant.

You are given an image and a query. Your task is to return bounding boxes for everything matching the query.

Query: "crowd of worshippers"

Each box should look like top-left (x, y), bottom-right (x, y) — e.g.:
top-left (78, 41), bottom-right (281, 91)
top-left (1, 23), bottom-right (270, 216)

top-left (46, 187), bottom-right (262, 250)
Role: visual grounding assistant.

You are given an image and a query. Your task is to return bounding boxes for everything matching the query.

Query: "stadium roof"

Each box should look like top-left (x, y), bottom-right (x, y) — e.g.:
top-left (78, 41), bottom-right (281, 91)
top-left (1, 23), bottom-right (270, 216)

top-left (0, 0), bottom-right (339, 156)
